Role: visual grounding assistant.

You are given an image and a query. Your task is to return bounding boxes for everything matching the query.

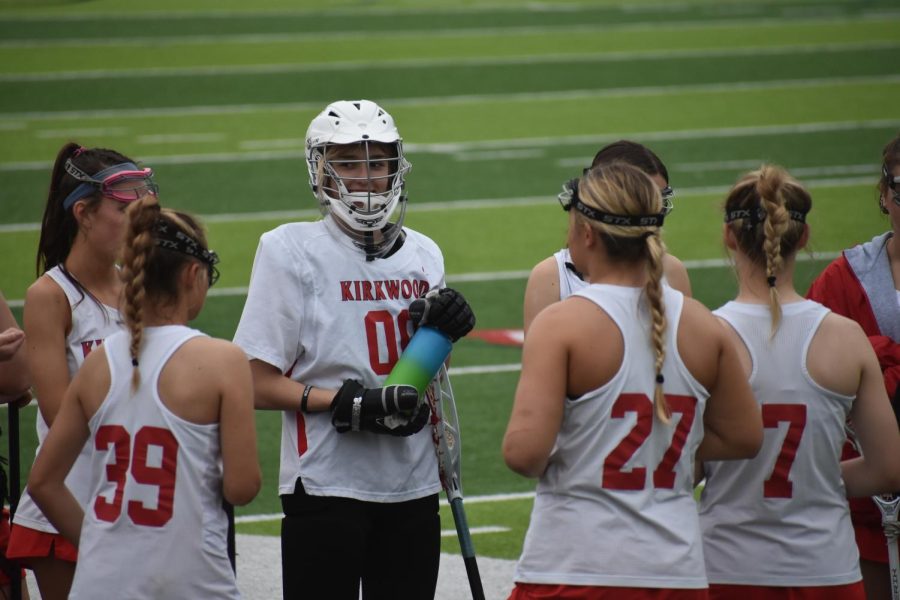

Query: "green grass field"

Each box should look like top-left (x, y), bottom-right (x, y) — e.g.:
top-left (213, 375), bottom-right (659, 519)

top-left (1, 0), bottom-right (898, 563)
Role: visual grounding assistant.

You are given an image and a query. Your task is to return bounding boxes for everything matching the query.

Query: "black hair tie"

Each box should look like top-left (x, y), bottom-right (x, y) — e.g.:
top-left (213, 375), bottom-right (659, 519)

top-left (655, 374), bottom-right (665, 384)
top-left (131, 357), bottom-right (139, 367)
top-left (767, 276), bottom-right (777, 287)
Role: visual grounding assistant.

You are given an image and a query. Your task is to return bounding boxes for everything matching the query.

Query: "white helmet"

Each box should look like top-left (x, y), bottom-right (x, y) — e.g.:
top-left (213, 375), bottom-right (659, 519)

top-left (305, 100), bottom-right (412, 258)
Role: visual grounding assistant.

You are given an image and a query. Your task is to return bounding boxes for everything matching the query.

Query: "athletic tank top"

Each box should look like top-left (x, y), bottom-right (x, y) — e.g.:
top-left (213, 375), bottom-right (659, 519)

top-left (14, 266), bottom-right (123, 534)
top-left (700, 300), bottom-right (860, 586)
top-left (69, 326), bottom-right (240, 599)
top-left (514, 284), bottom-right (710, 588)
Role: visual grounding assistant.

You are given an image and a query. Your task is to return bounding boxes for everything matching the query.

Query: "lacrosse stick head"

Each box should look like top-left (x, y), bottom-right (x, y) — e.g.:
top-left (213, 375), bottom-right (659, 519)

top-left (426, 364), bottom-right (462, 500)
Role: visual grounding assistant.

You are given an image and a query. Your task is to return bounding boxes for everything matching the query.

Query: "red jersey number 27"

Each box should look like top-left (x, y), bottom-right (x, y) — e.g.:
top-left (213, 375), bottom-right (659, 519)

top-left (602, 393), bottom-right (697, 490)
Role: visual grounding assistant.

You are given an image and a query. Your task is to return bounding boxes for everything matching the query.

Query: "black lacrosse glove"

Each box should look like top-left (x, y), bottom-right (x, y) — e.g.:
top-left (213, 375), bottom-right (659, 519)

top-left (408, 287), bottom-right (476, 343)
top-left (330, 379), bottom-right (428, 437)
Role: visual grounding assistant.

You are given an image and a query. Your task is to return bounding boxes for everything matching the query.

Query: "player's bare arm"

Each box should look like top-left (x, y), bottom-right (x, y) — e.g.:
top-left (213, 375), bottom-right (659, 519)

top-left (218, 342), bottom-right (262, 506)
top-left (24, 276), bottom-right (72, 425)
top-left (523, 256), bottom-right (560, 336)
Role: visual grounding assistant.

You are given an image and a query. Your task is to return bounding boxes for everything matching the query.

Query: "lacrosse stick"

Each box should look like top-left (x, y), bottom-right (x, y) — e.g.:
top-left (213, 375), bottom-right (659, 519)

top-left (873, 494), bottom-right (900, 600)
top-left (427, 365), bottom-right (485, 600)
top-left (846, 424), bottom-right (900, 599)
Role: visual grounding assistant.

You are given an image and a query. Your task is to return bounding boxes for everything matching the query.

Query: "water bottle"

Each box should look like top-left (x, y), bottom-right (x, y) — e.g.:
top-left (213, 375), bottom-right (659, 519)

top-left (384, 326), bottom-right (452, 395)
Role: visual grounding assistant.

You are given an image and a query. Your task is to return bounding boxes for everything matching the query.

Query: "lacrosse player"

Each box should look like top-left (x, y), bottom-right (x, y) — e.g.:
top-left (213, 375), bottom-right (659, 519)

top-left (233, 99), bottom-right (475, 599)
top-left (807, 132), bottom-right (900, 599)
top-left (7, 143), bottom-right (159, 600)
top-left (698, 165), bottom-right (900, 599)
top-left (27, 197), bottom-right (260, 599)
top-left (523, 140), bottom-right (692, 334)
top-left (504, 163), bottom-right (762, 599)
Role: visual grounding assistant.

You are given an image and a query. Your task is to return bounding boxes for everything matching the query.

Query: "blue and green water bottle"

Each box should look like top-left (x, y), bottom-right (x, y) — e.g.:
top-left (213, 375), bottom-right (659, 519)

top-left (384, 326), bottom-right (452, 394)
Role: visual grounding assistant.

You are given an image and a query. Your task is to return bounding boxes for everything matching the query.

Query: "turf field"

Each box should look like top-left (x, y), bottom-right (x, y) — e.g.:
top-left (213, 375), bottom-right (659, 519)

top-left (1, 0), bottom-right (898, 566)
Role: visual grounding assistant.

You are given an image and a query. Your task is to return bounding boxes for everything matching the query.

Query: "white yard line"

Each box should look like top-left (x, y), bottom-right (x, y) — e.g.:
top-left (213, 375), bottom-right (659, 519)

top-left (2, 14), bottom-right (895, 48)
top-left (3, 41), bottom-right (896, 82)
top-left (4, 74), bottom-right (899, 122)
top-left (4, 119), bottom-right (899, 173)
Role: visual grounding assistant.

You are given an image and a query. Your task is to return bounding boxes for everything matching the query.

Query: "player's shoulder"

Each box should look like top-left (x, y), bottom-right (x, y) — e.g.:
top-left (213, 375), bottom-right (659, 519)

top-left (402, 227), bottom-right (444, 262)
top-left (184, 334), bottom-right (244, 358)
top-left (27, 271), bottom-right (67, 305)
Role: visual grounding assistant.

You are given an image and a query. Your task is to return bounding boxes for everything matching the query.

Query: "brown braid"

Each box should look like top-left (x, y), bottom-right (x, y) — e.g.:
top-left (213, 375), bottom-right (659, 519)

top-left (578, 162), bottom-right (671, 423)
top-left (724, 165), bottom-right (812, 337)
top-left (120, 196), bottom-right (162, 390)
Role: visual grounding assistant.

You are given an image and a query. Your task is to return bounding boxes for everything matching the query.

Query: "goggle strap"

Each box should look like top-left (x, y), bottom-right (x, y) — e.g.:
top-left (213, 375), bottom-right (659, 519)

top-left (154, 220), bottom-right (219, 268)
top-left (725, 206), bottom-right (808, 229)
top-left (560, 178), bottom-right (666, 227)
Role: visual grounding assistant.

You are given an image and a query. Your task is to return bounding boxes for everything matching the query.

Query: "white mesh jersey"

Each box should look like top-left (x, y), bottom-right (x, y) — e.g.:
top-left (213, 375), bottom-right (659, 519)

top-left (233, 218), bottom-right (444, 502)
top-left (553, 248), bottom-right (670, 300)
top-left (14, 266), bottom-right (124, 535)
top-left (699, 300), bottom-right (860, 586)
top-left (69, 326), bottom-right (240, 600)
top-left (514, 284), bottom-right (710, 588)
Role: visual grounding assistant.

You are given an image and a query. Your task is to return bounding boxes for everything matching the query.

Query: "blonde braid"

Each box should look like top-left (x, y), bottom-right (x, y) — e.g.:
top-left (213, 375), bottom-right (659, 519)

top-left (645, 233), bottom-right (670, 423)
top-left (757, 166), bottom-right (790, 335)
top-left (579, 163), bottom-right (671, 422)
top-left (120, 196), bottom-right (161, 391)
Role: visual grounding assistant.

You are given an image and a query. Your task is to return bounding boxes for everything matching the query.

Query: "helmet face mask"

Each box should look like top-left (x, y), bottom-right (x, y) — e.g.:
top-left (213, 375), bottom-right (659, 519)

top-left (306, 100), bottom-right (411, 258)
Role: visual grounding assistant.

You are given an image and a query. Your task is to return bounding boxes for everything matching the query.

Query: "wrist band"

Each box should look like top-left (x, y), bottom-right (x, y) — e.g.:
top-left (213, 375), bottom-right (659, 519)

top-left (301, 385), bottom-right (314, 413)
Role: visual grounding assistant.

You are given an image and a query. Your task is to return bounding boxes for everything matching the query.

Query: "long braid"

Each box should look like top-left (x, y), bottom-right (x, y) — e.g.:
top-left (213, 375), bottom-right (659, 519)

top-left (645, 233), bottom-right (670, 423)
top-left (120, 196), bottom-right (161, 391)
top-left (758, 166), bottom-right (789, 335)
top-left (579, 163), bottom-right (670, 422)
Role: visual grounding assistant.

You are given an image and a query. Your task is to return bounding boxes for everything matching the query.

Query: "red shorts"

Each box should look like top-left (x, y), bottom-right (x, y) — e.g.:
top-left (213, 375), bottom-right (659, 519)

top-left (0, 510), bottom-right (26, 585)
top-left (709, 582), bottom-right (865, 600)
top-left (509, 584), bottom-right (708, 599)
top-left (7, 522), bottom-right (77, 566)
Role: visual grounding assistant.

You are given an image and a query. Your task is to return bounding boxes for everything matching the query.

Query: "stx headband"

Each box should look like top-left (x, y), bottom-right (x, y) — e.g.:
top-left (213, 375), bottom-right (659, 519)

top-left (154, 219), bottom-right (220, 286)
top-left (558, 178), bottom-right (667, 227)
top-left (63, 160), bottom-right (158, 210)
top-left (725, 206), bottom-right (808, 230)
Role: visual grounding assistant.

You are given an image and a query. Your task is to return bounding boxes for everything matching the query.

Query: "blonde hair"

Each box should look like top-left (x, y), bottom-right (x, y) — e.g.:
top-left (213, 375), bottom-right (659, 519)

top-left (724, 165), bottom-right (811, 335)
top-left (120, 198), bottom-right (210, 390)
top-left (578, 162), bottom-right (671, 423)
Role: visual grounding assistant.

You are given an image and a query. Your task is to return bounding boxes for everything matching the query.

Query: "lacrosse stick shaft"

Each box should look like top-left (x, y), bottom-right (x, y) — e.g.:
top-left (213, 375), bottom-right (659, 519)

top-left (448, 496), bottom-right (485, 600)
top-left (225, 501), bottom-right (236, 574)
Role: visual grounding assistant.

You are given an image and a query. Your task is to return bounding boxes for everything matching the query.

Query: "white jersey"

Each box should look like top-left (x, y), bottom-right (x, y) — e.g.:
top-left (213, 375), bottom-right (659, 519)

top-left (514, 284), bottom-right (710, 588)
top-left (699, 300), bottom-right (860, 586)
top-left (233, 218), bottom-right (444, 502)
top-left (14, 266), bottom-right (124, 535)
top-left (554, 248), bottom-right (670, 300)
top-left (70, 326), bottom-right (240, 600)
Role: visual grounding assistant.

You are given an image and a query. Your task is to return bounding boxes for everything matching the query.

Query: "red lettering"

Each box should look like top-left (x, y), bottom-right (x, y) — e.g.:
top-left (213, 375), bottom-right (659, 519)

top-left (340, 281), bottom-right (353, 301)
top-left (81, 339), bottom-right (103, 358)
top-left (361, 281), bottom-right (374, 301)
top-left (385, 280), bottom-right (400, 299)
top-left (400, 280), bottom-right (412, 298)
top-left (353, 281), bottom-right (361, 300)
top-left (374, 281), bottom-right (386, 301)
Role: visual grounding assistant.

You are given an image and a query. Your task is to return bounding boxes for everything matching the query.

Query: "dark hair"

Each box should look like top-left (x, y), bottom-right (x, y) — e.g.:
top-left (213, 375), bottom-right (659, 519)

top-left (880, 132), bottom-right (900, 212)
top-left (36, 143), bottom-right (138, 310)
top-left (120, 197), bottom-right (211, 389)
top-left (591, 140), bottom-right (669, 183)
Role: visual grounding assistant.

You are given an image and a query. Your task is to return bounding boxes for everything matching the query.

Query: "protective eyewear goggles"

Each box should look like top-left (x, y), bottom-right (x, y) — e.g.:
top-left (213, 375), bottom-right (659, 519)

top-left (63, 160), bottom-right (159, 210)
top-left (558, 178), bottom-right (666, 227)
top-left (884, 165), bottom-right (900, 206)
top-left (154, 220), bottom-right (220, 287)
top-left (580, 166), bottom-right (675, 215)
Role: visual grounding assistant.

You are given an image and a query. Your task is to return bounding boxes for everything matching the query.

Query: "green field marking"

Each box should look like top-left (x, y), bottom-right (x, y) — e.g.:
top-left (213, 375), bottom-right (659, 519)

top-left (0, 181), bottom-right (886, 300)
top-left (4, 45), bottom-right (897, 115)
top-left (2, 17), bottom-right (897, 76)
top-left (1, 80), bottom-right (897, 164)
top-left (1, 0), bottom-right (894, 28)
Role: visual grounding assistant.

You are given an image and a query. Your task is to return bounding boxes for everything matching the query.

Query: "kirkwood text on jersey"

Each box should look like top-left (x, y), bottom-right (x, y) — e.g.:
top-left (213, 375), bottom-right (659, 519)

top-left (340, 279), bottom-right (430, 302)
